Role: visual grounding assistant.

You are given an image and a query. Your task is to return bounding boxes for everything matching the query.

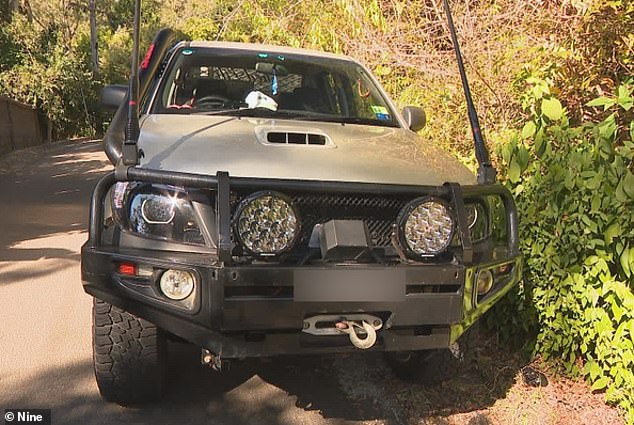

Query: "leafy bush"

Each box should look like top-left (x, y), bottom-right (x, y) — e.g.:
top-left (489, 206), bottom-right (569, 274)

top-left (0, 15), bottom-right (98, 138)
top-left (496, 80), bottom-right (634, 422)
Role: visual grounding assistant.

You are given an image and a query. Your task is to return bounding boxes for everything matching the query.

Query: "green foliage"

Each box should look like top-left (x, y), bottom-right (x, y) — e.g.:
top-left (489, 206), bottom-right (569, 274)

top-left (99, 28), bottom-right (134, 85)
top-left (182, 17), bottom-right (218, 41)
top-left (0, 15), bottom-right (99, 138)
top-left (495, 80), bottom-right (634, 422)
top-left (0, 0), bottom-right (166, 138)
top-left (547, 0), bottom-right (634, 122)
top-left (0, 25), bottom-right (21, 72)
top-left (103, 0), bottom-right (161, 33)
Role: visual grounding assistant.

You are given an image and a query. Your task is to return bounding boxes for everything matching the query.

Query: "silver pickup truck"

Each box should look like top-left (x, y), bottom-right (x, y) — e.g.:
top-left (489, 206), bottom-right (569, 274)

top-left (82, 23), bottom-right (521, 405)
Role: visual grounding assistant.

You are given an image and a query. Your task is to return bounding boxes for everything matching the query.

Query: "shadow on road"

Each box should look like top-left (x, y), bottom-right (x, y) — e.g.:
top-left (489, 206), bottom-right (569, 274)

top-left (1, 336), bottom-right (523, 425)
top-left (0, 139), bottom-right (109, 284)
top-left (0, 248), bottom-right (79, 262)
top-left (1, 344), bottom-right (372, 425)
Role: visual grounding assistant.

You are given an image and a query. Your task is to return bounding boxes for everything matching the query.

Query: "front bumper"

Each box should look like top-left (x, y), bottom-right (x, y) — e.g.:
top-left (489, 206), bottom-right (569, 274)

top-left (82, 245), bottom-right (520, 357)
top-left (82, 170), bottom-right (521, 358)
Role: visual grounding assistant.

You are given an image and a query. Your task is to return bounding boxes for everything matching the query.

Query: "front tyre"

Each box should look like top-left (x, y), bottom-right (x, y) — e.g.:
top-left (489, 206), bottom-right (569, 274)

top-left (92, 298), bottom-right (167, 405)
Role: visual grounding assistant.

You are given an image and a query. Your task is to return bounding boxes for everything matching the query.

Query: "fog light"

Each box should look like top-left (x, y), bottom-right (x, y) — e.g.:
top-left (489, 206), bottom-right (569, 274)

top-left (476, 269), bottom-right (494, 295)
top-left (159, 269), bottom-right (195, 300)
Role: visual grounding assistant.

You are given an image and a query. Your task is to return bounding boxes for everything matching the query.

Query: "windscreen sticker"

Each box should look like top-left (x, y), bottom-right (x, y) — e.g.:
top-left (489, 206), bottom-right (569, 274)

top-left (182, 49), bottom-right (194, 56)
top-left (371, 105), bottom-right (391, 121)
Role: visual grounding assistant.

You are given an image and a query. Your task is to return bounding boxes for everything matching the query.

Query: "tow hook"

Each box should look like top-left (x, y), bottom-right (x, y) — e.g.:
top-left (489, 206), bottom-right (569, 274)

top-left (201, 349), bottom-right (223, 371)
top-left (336, 320), bottom-right (378, 349)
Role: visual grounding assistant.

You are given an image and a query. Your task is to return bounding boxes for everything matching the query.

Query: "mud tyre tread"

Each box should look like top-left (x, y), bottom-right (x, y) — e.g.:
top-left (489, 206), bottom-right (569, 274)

top-left (92, 298), bottom-right (167, 405)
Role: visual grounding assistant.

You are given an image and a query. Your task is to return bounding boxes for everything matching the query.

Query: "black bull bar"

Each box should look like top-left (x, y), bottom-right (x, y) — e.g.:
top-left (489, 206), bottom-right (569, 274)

top-left (88, 167), bottom-right (519, 265)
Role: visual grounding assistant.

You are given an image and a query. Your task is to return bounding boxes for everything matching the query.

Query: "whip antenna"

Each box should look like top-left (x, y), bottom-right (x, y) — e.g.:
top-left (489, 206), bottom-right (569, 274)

top-left (121, 0), bottom-right (142, 165)
top-left (442, 0), bottom-right (496, 184)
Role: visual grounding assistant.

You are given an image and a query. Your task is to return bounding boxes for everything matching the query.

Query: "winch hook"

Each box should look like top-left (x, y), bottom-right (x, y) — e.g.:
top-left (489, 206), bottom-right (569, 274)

top-left (337, 320), bottom-right (378, 350)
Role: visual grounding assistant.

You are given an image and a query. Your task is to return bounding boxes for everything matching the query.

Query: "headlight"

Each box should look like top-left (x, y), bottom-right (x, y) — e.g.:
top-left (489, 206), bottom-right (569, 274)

top-left (397, 197), bottom-right (455, 256)
top-left (111, 183), bottom-right (206, 245)
top-left (466, 201), bottom-right (489, 242)
top-left (465, 203), bottom-right (478, 229)
top-left (140, 194), bottom-right (176, 224)
top-left (233, 191), bottom-right (299, 255)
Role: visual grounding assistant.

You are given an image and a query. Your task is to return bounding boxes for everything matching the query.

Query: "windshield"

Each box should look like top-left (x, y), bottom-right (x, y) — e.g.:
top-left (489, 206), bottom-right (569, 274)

top-left (151, 46), bottom-right (400, 128)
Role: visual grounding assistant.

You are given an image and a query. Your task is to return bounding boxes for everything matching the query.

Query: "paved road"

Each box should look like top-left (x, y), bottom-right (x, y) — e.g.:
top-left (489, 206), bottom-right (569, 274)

top-left (0, 140), bottom-right (402, 425)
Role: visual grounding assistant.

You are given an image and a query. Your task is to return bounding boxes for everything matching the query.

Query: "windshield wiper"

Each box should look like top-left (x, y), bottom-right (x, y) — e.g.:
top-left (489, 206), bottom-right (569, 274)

top-left (300, 116), bottom-right (399, 128)
top-left (191, 108), bottom-right (396, 127)
top-left (191, 108), bottom-right (247, 116)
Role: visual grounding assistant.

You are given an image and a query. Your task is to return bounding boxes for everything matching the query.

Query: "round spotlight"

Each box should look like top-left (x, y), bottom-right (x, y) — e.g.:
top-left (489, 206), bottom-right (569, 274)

top-left (159, 269), bottom-right (195, 300)
top-left (397, 197), bottom-right (455, 256)
top-left (233, 191), bottom-right (300, 255)
top-left (476, 269), bottom-right (494, 296)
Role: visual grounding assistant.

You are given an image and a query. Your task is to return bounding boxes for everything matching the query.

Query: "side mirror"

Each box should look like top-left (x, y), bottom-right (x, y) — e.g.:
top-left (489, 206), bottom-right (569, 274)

top-left (101, 85), bottom-right (128, 110)
top-left (402, 106), bottom-right (426, 132)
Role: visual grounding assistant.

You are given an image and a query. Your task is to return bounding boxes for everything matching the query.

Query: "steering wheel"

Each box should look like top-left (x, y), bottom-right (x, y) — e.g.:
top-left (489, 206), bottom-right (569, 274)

top-left (195, 95), bottom-right (230, 109)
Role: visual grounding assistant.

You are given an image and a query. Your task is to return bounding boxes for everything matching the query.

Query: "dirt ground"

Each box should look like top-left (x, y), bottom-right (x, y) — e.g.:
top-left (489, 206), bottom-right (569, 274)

top-left (330, 329), bottom-right (625, 425)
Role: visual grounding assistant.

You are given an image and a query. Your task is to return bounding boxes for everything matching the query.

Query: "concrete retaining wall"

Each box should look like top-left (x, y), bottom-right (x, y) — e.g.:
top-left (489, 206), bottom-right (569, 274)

top-left (0, 96), bottom-right (45, 156)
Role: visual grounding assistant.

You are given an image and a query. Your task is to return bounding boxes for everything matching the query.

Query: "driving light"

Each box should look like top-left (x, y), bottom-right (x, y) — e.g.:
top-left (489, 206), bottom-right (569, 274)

top-left (476, 269), bottom-right (494, 295)
top-left (159, 269), bottom-right (195, 300)
top-left (234, 192), bottom-right (299, 255)
top-left (397, 197), bottom-right (455, 256)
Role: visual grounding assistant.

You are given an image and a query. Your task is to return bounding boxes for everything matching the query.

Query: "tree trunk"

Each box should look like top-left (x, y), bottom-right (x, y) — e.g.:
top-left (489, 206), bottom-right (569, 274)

top-left (21, 0), bottom-right (33, 22)
top-left (89, 0), bottom-right (100, 78)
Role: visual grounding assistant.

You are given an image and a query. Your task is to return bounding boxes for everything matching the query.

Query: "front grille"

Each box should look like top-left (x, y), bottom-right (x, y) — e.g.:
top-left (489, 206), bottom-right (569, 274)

top-left (288, 193), bottom-right (410, 248)
top-left (231, 191), bottom-right (410, 250)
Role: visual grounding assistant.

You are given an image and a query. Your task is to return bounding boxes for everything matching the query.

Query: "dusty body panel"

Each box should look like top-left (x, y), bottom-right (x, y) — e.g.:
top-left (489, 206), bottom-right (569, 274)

top-left (138, 115), bottom-right (477, 186)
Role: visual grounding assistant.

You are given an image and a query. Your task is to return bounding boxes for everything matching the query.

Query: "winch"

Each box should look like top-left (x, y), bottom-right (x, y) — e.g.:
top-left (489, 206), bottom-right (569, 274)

top-left (302, 313), bottom-right (383, 349)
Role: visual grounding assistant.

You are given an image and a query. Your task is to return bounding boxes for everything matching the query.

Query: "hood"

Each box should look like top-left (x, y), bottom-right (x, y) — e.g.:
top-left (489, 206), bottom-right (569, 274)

top-left (138, 115), bottom-right (476, 187)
